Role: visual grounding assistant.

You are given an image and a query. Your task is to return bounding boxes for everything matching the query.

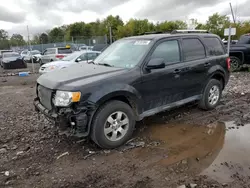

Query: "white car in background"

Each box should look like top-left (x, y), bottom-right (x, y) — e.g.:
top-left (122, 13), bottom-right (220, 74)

top-left (39, 51), bottom-right (101, 74)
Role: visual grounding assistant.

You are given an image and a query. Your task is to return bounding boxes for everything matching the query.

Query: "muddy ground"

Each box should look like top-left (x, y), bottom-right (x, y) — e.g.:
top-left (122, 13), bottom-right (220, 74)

top-left (1, 65), bottom-right (250, 188)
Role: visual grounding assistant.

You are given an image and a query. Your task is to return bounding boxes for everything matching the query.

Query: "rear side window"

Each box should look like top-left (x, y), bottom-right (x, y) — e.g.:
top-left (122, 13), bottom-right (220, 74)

top-left (58, 48), bottom-right (72, 54)
top-left (203, 37), bottom-right (225, 56)
top-left (45, 49), bottom-right (56, 54)
top-left (182, 38), bottom-right (205, 61)
top-left (151, 40), bottom-right (180, 64)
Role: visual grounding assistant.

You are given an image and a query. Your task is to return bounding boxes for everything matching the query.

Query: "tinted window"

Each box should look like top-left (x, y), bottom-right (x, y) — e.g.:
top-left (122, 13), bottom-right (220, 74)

top-left (182, 38), bottom-right (205, 61)
top-left (151, 40), bottom-right (180, 64)
top-left (238, 35), bottom-right (250, 44)
top-left (87, 53), bottom-right (99, 60)
top-left (58, 48), bottom-right (72, 54)
top-left (78, 54), bottom-right (87, 61)
top-left (3, 53), bottom-right (20, 58)
top-left (204, 37), bottom-right (225, 56)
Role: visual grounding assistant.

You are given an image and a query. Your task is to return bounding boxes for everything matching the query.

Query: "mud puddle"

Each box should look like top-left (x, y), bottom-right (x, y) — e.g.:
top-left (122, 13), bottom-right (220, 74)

top-left (201, 121), bottom-right (250, 183)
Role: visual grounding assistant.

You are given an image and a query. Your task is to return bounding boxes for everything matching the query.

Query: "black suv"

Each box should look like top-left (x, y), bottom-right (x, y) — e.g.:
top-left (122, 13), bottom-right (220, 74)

top-left (34, 31), bottom-right (230, 149)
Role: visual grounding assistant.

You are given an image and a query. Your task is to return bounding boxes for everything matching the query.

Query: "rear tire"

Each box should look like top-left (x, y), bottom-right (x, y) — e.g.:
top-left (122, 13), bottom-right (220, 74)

top-left (230, 56), bottom-right (242, 72)
top-left (199, 79), bottom-right (222, 110)
top-left (91, 100), bottom-right (135, 149)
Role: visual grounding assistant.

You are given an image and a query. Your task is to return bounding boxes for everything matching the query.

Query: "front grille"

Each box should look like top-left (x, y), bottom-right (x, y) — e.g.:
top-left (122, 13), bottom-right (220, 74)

top-left (37, 85), bottom-right (53, 110)
top-left (40, 67), bottom-right (45, 71)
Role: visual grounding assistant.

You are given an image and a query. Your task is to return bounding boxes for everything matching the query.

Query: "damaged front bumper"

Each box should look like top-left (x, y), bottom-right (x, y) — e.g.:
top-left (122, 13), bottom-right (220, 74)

top-left (34, 97), bottom-right (96, 137)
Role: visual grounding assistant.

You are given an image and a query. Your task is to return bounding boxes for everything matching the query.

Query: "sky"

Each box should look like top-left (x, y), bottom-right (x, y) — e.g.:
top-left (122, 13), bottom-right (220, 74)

top-left (0, 0), bottom-right (248, 38)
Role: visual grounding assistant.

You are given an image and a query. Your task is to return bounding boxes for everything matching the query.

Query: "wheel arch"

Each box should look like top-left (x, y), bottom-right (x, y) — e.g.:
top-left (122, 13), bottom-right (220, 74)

top-left (92, 91), bottom-right (142, 120)
top-left (230, 51), bottom-right (244, 64)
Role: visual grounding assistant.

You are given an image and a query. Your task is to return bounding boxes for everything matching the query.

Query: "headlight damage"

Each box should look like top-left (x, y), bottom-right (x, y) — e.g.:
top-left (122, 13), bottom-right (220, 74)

top-left (53, 91), bottom-right (81, 107)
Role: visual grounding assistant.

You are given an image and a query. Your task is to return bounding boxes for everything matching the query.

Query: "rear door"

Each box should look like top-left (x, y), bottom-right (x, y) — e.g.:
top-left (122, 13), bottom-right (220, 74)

top-left (179, 37), bottom-right (208, 98)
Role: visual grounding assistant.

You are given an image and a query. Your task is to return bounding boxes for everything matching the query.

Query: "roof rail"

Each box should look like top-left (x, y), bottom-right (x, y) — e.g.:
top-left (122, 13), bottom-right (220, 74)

top-left (141, 30), bottom-right (173, 35)
top-left (141, 30), bottom-right (210, 36)
top-left (142, 31), bottom-right (163, 35)
top-left (171, 29), bottom-right (210, 34)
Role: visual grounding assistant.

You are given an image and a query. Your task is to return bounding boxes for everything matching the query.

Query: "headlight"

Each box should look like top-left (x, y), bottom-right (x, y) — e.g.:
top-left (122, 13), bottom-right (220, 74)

top-left (46, 65), bottom-right (58, 70)
top-left (53, 91), bottom-right (81, 107)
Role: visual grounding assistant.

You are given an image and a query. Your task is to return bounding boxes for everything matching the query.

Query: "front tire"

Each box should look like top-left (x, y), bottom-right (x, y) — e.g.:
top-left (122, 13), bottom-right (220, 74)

top-left (91, 100), bottom-right (135, 149)
top-left (199, 79), bottom-right (222, 110)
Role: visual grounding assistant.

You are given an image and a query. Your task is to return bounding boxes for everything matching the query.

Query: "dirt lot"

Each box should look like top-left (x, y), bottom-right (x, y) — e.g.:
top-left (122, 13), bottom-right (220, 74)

top-left (1, 65), bottom-right (250, 188)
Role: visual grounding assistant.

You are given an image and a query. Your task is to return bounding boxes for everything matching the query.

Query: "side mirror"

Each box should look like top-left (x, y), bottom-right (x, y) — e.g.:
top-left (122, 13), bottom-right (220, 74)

top-left (75, 58), bottom-right (81, 62)
top-left (146, 58), bottom-right (165, 70)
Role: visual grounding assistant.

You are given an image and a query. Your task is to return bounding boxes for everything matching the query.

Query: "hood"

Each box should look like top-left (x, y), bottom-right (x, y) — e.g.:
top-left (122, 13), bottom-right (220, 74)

top-left (41, 60), bottom-right (74, 68)
top-left (37, 63), bottom-right (126, 90)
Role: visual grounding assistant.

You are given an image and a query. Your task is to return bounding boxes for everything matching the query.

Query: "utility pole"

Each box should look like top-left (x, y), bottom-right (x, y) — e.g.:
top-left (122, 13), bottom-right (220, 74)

top-left (109, 26), bottom-right (112, 44)
top-left (27, 25), bottom-right (35, 73)
top-left (227, 3), bottom-right (236, 55)
top-left (230, 3), bottom-right (236, 24)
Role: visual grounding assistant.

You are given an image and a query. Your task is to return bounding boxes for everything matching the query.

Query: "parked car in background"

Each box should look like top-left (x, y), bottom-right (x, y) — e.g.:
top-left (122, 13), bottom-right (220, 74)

top-left (92, 44), bottom-right (109, 52)
top-left (22, 50), bottom-right (42, 63)
top-left (229, 33), bottom-right (250, 71)
top-left (39, 51), bottom-right (101, 74)
top-left (79, 46), bottom-right (93, 51)
top-left (0, 50), bottom-right (13, 67)
top-left (34, 30), bottom-right (230, 149)
top-left (40, 47), bottom-right (73, 65)
top-left (1, 52), bottom-right (27, 69)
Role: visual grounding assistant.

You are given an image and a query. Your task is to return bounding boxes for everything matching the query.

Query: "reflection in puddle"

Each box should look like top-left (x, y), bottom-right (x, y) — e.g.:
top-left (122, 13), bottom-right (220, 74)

top-left (119, 121), bottom-right (250, 184)
top-left (132, 122), bottom-right (225, 169)
top-left (201, 122), bottom-right (250, 183)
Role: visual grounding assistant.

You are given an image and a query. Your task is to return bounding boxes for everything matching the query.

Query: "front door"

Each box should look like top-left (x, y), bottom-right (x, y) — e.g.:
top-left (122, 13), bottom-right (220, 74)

top-left (139, 39), bottom-right (187, 112)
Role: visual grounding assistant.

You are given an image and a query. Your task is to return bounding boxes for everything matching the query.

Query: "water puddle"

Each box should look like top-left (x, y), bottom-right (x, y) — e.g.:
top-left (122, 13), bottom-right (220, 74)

top-left (201, 121), bottom-right (250, 183)
top-left (134, 122), bottom-right (225, 166)
top-left (131, 121), bottom-right (250, 183)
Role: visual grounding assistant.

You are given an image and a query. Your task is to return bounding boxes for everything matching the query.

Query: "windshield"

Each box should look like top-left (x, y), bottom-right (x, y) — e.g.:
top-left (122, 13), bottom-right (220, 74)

top-left (94, 39), bottom-right (152, 68)
top-left (61, 52), bottom-right (81, 61)
top-left (3, 53), bottom-right (20, 58)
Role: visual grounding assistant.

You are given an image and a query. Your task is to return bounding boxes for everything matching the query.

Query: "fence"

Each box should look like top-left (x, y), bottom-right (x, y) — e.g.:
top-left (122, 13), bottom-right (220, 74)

top-left (10, 35), bottom-right (108, 52)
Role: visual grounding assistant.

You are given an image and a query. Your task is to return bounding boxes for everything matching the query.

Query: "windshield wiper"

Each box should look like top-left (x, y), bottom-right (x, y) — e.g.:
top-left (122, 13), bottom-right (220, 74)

top-left (87, 60), bottom-right (96, 64)
top-left (97, 63), bottom-right (114, 67)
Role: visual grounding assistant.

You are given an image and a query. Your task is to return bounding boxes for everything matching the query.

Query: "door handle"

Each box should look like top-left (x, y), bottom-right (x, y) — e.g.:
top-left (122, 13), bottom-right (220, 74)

top-left (204, 62), bottom-right (211, 67)
top-left (173, 69), bottom-right (181, 74)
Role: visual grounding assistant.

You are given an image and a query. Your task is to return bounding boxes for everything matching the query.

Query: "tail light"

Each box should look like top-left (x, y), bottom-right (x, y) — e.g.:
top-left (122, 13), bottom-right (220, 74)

top-left (56, 55), bottom-right (64, 59)
top-left (226, 57), bottom-right (230, 70)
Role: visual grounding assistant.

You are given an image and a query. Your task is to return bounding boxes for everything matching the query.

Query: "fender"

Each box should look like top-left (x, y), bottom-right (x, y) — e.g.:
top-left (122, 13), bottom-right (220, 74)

top-left (87, 83), bottom-right (143, 118)
top-left (204, 65), bottom-right (229, 90)
top-left (229, 51), bottom-right (245, 63)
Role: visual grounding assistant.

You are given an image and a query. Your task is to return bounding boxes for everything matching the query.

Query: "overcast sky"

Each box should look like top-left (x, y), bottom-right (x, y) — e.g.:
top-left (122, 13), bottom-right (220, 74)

top-left (0, 0), bottom-right (248, 37)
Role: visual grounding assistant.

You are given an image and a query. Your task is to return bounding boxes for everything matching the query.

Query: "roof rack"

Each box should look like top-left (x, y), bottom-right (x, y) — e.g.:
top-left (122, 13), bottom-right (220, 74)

top-left (141, 29), bottom-right (210, 36)
top-left (171, 29), bottom-right (210, 34)
top-left (141, 30), bottom-right (172, 35)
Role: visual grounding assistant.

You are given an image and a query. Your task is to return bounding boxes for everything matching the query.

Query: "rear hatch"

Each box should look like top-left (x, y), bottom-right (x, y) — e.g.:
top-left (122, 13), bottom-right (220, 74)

top-left (56, 48), bottom-right (73, 59)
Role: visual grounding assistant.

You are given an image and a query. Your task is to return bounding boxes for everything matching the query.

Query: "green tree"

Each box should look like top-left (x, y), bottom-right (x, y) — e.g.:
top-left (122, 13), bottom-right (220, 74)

top-left (103, 15), bottom-right (124, 42)
top-left (48, 27), bottom-right (65, 42)
top-left (156, 20), bottom-right (187, 32)
top-left (39, 33), bottom-right (49, 44)
top-left (206, 13), bottom-right (230, 38)
top-left (0, 29), bottom-right (10, 49)
top-left (10, 34), bottom-right (26, 46)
